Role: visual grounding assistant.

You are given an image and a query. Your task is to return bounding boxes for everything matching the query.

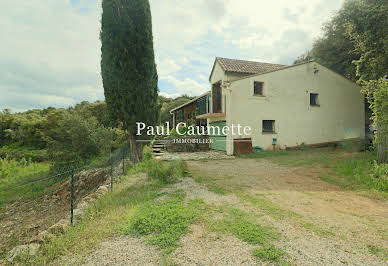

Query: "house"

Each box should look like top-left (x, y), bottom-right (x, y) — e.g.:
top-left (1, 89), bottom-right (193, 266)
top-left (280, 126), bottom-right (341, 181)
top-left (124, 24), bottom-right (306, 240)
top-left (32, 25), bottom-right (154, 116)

top-left (169, 92), bottom-right (210, 128)
top-left (172, 57), bottom-right (365, 155)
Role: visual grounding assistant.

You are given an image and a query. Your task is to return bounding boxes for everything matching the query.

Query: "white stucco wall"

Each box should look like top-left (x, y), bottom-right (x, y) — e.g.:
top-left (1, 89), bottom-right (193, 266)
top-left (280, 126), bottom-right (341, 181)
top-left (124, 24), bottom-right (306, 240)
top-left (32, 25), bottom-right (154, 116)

top-left (210, 61), bottom-right (226, 84)
top-left (226, 62), bottom-right (365, 154)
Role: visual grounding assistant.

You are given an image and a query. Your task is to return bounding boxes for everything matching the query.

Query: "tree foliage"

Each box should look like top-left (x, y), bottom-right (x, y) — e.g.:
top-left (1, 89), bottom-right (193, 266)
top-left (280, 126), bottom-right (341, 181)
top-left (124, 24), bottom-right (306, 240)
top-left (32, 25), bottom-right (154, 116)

top-left (100, 0), bottom-right (159, 162)
top-left (0, 102), bottom-right (125, 163)
top-left (294, 0), bottom-right (388, 83)
top-left (159, 95), bottom-right (193, 125)
top-left (362, 77), bottom-right (388, 163)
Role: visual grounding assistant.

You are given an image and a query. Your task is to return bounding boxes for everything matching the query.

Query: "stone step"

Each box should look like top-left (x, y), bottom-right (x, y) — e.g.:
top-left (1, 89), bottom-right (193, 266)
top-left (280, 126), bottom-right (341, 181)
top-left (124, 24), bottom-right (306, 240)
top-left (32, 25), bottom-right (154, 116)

top-left (153, 144), bottom-right (164, 148)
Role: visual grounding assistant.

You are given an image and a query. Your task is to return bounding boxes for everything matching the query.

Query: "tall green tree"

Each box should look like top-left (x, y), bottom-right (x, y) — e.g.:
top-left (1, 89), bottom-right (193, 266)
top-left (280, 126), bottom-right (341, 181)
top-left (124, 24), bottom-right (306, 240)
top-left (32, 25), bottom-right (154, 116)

top-left (294, 0), bottom-right (388, 83)
top-left (363, 77), bottom-right (388, 163)
top-left (100, 0), bottom-right (159, 163)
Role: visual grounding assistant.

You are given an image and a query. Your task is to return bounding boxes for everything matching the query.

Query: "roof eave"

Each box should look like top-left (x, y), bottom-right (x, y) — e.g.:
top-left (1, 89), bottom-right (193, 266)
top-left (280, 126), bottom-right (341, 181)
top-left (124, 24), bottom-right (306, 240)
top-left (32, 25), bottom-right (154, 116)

top-left (169, 91), bottom-right (210, 113)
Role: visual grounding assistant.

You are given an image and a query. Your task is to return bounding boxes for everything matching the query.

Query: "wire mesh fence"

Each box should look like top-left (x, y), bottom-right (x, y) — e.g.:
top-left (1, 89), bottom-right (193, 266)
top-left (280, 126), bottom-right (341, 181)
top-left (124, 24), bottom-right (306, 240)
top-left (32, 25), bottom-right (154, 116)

top-left (0, 142), bottom-right (131, 225)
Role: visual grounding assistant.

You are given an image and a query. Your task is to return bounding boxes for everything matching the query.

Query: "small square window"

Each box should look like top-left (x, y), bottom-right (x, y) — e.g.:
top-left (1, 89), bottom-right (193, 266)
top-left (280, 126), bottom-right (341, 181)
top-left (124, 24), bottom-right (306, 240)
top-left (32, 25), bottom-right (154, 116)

top-left (254, 82), bottom-right (264, 96)
top-left (262, 120), bottom-right (275, 133)
top-left (310, 93), bottom-right (319, 106)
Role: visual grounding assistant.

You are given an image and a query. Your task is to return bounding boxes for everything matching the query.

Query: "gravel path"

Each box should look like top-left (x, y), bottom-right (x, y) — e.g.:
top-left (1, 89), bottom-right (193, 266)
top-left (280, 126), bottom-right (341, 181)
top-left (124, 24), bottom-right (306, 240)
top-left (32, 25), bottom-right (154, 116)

top-left (159, 177), bottom-right (239, 204)
top-left (171, 224), bottom-right (257, 265)
top-left (81, 236), bottom-right (161, 266)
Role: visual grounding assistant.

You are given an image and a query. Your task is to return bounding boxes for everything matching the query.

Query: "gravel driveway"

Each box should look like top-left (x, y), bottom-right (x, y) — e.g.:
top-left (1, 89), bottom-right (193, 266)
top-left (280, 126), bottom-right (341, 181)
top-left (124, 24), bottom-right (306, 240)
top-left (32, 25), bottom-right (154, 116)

top-left (72, 157), bottom-right (387, 265)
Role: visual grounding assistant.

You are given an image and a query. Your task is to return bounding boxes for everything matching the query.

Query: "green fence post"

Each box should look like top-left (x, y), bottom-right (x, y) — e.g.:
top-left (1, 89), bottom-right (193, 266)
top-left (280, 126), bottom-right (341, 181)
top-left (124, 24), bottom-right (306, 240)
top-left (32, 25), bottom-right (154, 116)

top-left (70, 168), bottom-right (74, 225)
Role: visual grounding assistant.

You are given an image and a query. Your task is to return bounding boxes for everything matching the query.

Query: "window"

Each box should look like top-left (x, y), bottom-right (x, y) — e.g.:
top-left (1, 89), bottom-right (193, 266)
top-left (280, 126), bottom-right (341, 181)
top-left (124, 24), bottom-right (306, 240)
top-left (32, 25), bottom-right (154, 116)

top-left (310, 93), bottom-right (319, 106)
top-left (254, 81), bottom-right (264, 96)
top-left (262, 120), bottom-right (275, 133)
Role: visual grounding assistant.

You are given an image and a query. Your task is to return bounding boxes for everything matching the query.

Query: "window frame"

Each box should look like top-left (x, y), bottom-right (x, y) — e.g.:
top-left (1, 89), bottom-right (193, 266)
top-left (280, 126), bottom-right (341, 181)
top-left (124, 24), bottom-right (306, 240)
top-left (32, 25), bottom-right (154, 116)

top-left (262, 120), bottom-right (275, 133)
top-left (310, 93), bottom-right (320, 106)
top-left (253, 81), bottom-right (264, 96)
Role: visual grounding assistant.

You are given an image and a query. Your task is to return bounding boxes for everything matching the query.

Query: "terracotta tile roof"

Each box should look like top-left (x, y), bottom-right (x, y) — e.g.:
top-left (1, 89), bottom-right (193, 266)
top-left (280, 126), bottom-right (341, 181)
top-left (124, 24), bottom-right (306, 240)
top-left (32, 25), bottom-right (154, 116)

top-left (216, 57), bottom-right (287, 75)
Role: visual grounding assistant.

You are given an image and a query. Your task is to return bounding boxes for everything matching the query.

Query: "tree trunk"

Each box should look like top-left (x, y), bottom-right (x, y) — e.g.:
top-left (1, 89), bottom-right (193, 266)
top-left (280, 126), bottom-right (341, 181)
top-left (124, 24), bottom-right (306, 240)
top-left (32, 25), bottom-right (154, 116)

top-left (377, 126), bottom-right (388, 164)
top-left (137, 142), bottom-right (145, 161)
top-left (128, 133), bottom-right (140, 163)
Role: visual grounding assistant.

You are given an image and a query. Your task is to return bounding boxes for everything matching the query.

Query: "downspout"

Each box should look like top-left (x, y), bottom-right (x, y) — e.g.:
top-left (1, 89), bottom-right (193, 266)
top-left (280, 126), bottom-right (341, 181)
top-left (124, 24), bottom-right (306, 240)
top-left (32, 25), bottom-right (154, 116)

top-left (222, 81), bottom-right (233, 155)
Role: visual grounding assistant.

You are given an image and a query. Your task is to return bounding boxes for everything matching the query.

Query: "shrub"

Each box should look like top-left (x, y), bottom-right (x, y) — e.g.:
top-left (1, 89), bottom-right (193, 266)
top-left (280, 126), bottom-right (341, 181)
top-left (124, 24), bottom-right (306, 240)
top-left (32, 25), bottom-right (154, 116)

top-left (0, 145), bottom-right (48, 162)
top-left (143, 145), bottom-right (153, 161)
top-left (334, 154), bottom-right (388, 193)
top-left (371, 161), bottom-right (388, 192)
top-left (146, 160), bottom-right (186, 184)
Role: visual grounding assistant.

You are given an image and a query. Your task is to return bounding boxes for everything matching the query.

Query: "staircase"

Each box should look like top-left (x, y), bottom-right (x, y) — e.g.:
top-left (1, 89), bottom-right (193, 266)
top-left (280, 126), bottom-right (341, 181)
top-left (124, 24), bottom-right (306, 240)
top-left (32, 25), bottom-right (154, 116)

top-left (151, 140), bottom-right (165, 157)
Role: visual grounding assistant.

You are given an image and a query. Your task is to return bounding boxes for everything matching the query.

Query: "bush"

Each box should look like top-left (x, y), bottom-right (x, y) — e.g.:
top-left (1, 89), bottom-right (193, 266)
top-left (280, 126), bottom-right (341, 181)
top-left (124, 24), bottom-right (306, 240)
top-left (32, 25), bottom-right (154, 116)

top-left (143, 145), bottom-right (153, 161)
top-left (0, 144), bottom-right (48, 162)
top-left (46, 112), bottom-right (113, 163)
top-left (146, 160), bottom-right (186, 184)
top-left (371, 161), bottom-right (388, 192)
top-left (334, 154), bottom-right (388, 193)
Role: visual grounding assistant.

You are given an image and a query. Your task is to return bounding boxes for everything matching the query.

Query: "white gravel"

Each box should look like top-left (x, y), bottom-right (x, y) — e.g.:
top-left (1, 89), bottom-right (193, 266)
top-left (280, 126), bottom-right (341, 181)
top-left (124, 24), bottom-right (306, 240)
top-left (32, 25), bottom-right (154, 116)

top-left (81, 236), bottom-right (161, 266)
top-left (159, 177), bottom-right (238, 204)
top-left (171, 224), bottom-right (258, 265)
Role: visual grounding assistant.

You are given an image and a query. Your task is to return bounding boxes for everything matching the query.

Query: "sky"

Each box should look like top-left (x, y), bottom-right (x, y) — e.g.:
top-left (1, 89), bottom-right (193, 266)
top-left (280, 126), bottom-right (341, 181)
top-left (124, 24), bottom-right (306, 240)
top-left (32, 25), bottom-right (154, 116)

top-left (0, 0), bottom-right (344, 112)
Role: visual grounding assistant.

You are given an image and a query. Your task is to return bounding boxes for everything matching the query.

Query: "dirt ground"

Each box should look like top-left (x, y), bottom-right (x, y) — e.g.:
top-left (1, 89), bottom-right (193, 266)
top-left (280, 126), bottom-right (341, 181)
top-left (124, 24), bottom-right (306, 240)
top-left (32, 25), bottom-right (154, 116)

top-left (75, 154), bottom-right (387, 265)
top-left (187, 158), bottom-right (388, 265)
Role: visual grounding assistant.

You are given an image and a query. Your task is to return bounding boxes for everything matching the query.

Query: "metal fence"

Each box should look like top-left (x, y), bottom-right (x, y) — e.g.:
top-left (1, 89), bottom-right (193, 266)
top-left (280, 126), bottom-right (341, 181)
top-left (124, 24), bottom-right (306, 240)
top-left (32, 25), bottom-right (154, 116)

top-left (0, 142), bottom-right (131, 225)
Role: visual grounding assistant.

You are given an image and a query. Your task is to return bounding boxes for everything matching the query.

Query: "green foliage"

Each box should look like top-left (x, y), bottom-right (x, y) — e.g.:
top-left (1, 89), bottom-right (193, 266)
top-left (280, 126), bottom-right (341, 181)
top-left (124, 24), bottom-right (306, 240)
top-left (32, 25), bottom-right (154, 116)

top-left (143, 145), bottom-right (153, 160)
top-left (371, 160), bottom-right (388, 180)
top-left (0, 144), bottom-right (48, 162)
top-left (100, 0), bottom-right (159, 135)
top-left (0, 102), bottom-right (124, 163)
top-left (252, 245), bottom-right (287, 263)
top-left (332, 154), bottom-right (388, 193)
top-left (344, 0), bottom-right (388, 81)
top-left (146, 159), bottom-right (187, 184)
top-left (45, 111), bottom-right (113, 163)
top-left (126, 195), bottom-right (197, 254)
top-left (362, 77), bottom-right (388, 163)
top-left (0, 157), bottom-right (51, 205)
top-left (159, 95), bottom-right (193, 125)
top-left (295, 0), bottom-right (388, 82)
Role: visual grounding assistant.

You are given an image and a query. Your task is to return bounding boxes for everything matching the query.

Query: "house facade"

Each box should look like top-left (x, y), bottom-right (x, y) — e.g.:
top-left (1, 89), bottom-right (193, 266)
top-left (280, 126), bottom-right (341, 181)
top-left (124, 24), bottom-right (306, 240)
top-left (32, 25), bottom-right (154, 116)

top-left (169, 92), bottom-right (210, 128)
top-left (172, 57), bottom-right (365, 155)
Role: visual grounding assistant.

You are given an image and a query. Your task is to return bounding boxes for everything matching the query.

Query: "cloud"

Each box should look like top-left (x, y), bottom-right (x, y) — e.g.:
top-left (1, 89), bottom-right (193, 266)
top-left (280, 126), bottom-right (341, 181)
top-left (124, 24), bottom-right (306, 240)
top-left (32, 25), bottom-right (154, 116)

top-left (1, 0), bottom-right (345, 111)
top-left (158, 91), bottom-right (182, 99)
top-left (160, 75), bottom-right (208, 97)
top-left (0, 0), bottom-right (103, 112)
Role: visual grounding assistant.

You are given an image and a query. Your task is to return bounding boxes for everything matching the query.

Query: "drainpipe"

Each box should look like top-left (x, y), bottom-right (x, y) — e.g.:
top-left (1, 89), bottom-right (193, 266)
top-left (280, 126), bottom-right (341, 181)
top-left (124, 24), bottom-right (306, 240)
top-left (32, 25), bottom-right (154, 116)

top-left (222, 81), bottom-right (233, 155)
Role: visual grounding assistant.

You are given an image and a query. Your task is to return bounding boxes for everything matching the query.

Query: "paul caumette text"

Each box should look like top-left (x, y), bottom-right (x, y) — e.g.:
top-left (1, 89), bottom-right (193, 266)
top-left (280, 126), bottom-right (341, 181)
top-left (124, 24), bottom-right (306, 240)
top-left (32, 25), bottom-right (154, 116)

top-left (136, 122), bottom-right (251, 137)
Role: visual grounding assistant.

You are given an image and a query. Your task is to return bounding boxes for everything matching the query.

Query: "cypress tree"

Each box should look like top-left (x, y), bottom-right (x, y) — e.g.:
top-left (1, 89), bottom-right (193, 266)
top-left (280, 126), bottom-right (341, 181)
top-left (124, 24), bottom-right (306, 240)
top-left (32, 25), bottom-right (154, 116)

top-left (100, 0), bottom-right (159, 162)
